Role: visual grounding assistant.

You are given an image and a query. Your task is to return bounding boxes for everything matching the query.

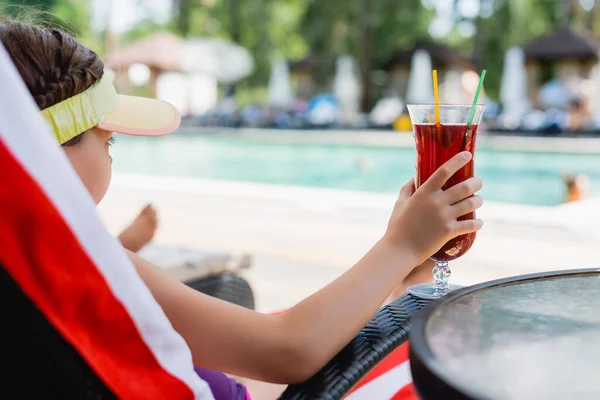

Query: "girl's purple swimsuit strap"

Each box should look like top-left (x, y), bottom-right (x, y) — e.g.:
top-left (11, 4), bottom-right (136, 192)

top-left (194, 366), bottom-right (250, 400)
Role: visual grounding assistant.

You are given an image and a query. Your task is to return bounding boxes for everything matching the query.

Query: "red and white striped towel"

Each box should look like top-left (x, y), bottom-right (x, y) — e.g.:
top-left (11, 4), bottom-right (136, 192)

top-left (0, 43), bottom-right (213, 400)
top-left (347, 342), bottom-right (418, 400)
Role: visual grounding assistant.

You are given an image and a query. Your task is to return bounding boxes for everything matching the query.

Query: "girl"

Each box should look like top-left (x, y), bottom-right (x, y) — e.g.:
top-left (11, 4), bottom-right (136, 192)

top-left (0, 21), bottom-right (483, 398)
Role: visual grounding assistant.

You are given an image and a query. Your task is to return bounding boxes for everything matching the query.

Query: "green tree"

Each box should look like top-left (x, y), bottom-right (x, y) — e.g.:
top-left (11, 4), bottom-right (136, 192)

top-left (448, 0), bottom-right (565, 99)
top-left (169, 0), bottom-right (308, 87)
top-left (300, 0), bottom-right (432, 111)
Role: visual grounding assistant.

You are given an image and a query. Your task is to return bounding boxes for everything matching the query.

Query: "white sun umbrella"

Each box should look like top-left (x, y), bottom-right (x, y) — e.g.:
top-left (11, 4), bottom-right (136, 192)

top-left (156, 71), bottom-right (218, 117)
top-left (499, 47), bottom-right (530, 117)
top-left (594, 64), bottom-right (600, 123)
top-left (333, 55), bottom-right (361, 124)
top-left (267, 56), bottom-right (293, 109)
top-left (406, 50), bottom-right (434, 104)
top-left (156, 72), bottom-right (189, 115)
top-left (441, 69), bottom-right (464, 103)
top-left (178, 38), bottom-right (254, 84)
top-left (188, 73), bottom-right (218, 115)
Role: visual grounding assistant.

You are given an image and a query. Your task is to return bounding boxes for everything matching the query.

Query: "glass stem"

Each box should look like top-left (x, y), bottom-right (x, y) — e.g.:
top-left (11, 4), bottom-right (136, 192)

top-left (433, 261), bottom-right (451, 297)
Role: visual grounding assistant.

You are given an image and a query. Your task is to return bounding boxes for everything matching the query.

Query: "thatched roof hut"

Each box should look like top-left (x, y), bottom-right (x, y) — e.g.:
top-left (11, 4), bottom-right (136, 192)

top-left (523, 28), bottom-right (600, 109)
top-left (103, 32), bottom-right (182, 98)
top-left (103, 32), bottom-right (182, 71)
top-left (524, 27), bottom-right (599, 63)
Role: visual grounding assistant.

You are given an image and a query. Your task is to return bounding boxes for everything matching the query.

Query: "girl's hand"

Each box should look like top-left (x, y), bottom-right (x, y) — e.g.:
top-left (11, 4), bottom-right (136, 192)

top-left (383, 151), bottom-right (483, 265)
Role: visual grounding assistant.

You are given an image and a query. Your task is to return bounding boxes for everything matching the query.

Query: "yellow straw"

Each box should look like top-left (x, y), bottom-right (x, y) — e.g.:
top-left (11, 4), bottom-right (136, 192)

top-left (433, 70), bottom-right (441, 128)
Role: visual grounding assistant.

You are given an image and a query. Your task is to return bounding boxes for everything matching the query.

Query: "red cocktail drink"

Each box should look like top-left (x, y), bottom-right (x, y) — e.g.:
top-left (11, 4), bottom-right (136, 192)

top-left (414, 123), bottom-right (478, 261)
top-left (407, 104), bottom-right (485, 300)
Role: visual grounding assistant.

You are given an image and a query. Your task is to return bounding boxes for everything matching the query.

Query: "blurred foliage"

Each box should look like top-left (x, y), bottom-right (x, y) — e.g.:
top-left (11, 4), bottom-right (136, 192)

top-left (122, 18), bottom-right (174, 43)
top-left (450, 0), bottom-right (599, 100)
top-left (168, 0), bottom-right (593, 106)
top-left (0, 0), bottom-right (90, 36)
top-left (4, 0), bottom-right (600, 106)
top-left (169, 0), bottom-right (308, 89)
top-left (299, 0), bottom-right (432, 109)
top-left (450, 0), bottom-right (566, 100)
top-left (169, 0), bottom-right (432, 109)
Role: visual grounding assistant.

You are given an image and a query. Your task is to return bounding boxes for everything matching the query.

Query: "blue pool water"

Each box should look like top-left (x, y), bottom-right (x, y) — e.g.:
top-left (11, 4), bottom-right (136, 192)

top-left (110, 134), bottom-right (600, 206)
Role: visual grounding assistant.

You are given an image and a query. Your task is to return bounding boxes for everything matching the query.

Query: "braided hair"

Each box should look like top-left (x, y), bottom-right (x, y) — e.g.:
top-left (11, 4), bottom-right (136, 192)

top-left (0, 21), bottom-right (104, 145)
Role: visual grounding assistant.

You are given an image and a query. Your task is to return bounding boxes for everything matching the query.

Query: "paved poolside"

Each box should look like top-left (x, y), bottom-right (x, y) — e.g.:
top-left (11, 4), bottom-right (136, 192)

top-left (98, 173), bottom-right (600, 312)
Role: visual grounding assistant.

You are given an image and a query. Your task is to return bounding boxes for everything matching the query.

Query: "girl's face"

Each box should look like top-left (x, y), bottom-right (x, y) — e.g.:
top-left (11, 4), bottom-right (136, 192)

top-left (62, 127), bottom-right (113, 204)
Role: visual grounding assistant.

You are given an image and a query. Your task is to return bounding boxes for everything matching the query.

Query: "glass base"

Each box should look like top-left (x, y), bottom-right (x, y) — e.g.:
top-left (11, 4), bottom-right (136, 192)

top-left (408, 283), bottom-right (463, 300)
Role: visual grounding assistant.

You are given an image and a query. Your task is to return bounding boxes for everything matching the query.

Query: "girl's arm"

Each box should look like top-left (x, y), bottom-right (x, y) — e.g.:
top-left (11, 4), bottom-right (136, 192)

top-left (383, 258), bottom-right (435, 306)
top-left (130, 152), bottom-right (483, 384)
top-left (129, 240), bottom-right (416, 383)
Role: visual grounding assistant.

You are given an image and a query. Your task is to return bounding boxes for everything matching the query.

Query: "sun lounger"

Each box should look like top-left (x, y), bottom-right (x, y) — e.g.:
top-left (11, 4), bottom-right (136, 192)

top-left (139, 243), bottom-right (255, 309)
top-left (1, 262), bottom-right (428, 400)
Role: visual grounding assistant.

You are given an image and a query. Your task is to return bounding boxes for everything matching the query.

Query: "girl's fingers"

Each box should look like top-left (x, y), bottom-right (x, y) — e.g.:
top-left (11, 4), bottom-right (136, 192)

top-left (450, 195), bottom-right (483, 218)
top-left (398, 179), bottom-right (416, 202)
top-left (443, 177), bottom-right (483, 204)
top-left (423, 152), bottom-right (472, 191)
top-left (453, 219), bottom-right (484, 236)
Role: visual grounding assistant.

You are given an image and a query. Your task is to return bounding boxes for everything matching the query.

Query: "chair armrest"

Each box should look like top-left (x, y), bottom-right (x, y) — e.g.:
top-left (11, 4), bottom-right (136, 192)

top-left (279, 293), bottom-right (431, 400)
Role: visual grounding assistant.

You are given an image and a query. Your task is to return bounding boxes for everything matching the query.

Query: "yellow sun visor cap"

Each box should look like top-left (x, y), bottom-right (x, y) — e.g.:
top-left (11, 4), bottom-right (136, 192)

top-left (41, 70), bottom-right (181, 144)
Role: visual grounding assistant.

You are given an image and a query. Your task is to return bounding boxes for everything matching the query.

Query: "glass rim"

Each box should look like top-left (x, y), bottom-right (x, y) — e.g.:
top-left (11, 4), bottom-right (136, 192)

top-left (407, 103), bottom-right (485, 108)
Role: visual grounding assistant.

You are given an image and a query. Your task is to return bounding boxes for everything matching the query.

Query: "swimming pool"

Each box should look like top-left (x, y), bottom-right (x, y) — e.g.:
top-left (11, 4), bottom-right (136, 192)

top-left (110, 133), bottom-right (600, 206)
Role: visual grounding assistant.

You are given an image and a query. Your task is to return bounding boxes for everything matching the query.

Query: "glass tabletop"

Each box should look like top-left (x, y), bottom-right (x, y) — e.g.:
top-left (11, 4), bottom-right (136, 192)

top-left (425, 272), bottom-right (600, 400)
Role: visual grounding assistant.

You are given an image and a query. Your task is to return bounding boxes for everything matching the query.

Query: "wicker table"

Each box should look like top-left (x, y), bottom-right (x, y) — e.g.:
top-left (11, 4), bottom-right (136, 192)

top-left (409, 268), bottom-right (600, 400)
